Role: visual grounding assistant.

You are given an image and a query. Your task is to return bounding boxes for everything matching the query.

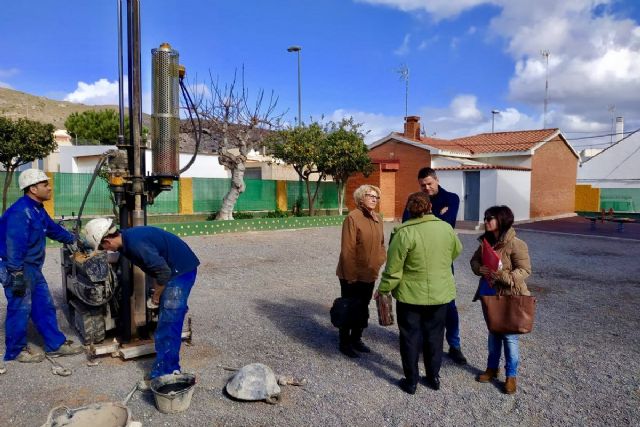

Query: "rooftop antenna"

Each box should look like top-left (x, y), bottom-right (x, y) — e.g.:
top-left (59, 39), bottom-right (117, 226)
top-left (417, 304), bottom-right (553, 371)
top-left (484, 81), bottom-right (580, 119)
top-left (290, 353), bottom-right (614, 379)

top-left (608, 104), bottom-right (616, 145)
top-left (541, 49), bottom-right (550, 129)
top-left (396, 64), bottom-right (409, 117)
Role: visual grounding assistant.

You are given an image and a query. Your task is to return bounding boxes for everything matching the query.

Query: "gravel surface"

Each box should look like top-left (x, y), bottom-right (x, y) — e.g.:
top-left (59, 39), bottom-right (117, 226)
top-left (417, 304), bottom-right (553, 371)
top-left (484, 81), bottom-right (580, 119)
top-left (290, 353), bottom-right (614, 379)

top-left (0, 224), bottom-right (639, 426)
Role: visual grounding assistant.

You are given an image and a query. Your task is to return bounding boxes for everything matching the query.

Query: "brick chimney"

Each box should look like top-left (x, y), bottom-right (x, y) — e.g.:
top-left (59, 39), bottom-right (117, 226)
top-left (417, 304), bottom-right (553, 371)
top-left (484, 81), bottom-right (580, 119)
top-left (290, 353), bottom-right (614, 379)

top-left (403, 116), bottom-right (421, 141)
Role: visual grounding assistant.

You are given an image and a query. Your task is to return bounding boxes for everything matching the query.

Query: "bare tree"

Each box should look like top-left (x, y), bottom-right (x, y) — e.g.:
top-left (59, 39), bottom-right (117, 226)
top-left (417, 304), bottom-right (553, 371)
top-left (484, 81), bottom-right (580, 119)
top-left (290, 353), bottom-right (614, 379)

top-left (192, 68), bottom-right (283, 220)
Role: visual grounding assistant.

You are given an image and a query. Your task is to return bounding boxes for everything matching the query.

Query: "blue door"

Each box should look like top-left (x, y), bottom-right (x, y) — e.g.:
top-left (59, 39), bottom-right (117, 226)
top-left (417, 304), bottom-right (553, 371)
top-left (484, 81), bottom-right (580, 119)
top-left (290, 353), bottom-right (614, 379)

top-left (464, 171), bottom-right (480, 221)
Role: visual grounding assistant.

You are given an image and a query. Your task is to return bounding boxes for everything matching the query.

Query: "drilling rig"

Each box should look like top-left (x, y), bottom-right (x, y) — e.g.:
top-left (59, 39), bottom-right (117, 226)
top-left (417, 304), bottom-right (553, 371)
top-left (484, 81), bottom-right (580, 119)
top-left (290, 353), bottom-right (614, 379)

top-left (59, 0), bottom-right (201, 359)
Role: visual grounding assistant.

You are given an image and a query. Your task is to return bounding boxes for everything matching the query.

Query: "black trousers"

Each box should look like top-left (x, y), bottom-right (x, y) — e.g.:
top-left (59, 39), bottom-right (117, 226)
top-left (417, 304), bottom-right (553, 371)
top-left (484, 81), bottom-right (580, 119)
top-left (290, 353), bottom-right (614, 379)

top-left (339, 279), bottom-right (374, 342)
top-left (396, 301), bottom-right (448, 385)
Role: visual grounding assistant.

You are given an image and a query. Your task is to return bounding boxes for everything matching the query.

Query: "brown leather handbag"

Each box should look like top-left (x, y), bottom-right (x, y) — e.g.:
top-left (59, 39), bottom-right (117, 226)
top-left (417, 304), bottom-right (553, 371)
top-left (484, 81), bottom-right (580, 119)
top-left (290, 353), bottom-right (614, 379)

top-left (480, 294), bottom-right (537, 334)
top-left (376, 293), bottom-right (395, 326)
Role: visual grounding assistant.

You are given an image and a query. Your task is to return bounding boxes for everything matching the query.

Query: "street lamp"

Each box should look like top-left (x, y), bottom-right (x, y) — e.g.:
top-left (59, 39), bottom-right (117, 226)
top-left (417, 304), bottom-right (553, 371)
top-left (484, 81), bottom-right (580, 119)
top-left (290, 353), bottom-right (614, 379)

top-left (491, 110), bottom-right (500, 133)
top-left (287, 45), bottom-right (302, 127)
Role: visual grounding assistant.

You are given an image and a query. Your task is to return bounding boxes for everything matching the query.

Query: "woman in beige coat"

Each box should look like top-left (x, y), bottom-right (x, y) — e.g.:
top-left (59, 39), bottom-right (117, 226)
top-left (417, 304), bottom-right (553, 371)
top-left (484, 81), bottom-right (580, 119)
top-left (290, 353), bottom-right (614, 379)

top-left (470, 205), bottom-right (531, 394)
top-left (336, 185), bottom-right (386, 358)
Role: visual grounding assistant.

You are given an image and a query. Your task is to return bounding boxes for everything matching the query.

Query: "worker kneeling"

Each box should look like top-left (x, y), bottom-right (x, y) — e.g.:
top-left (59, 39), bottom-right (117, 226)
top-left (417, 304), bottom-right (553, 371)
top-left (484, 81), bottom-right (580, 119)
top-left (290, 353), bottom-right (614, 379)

top-left (84, 218), bottom-right (200, 380)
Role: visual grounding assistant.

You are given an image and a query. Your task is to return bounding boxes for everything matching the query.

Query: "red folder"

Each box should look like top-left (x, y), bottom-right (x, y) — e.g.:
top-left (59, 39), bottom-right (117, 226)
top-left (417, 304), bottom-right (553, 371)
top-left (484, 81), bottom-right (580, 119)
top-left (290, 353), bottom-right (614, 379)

top-left (482, 238), bottom-right (501, 272)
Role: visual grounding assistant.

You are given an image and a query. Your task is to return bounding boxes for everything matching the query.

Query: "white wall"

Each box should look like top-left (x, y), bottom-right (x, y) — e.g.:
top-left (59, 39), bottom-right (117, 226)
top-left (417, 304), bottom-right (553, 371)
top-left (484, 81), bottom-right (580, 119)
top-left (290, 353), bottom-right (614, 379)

top-left (578, 132), bottom-right (640, 188)
top-left (479, 170), bottom-right (498, 222)
top-left (495, 170), bottom-right (531, 221)
top-left (435, 171), bottom-right (465, 221)
top-left (474, 155), bottom-right (531, 168)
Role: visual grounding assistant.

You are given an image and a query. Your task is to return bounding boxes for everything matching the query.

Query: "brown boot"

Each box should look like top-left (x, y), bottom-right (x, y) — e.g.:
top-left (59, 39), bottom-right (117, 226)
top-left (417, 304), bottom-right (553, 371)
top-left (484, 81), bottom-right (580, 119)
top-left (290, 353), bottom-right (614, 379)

top-left (476, 368), bottom-right (498, 383)
top-left (504, 376), bottom-right (517, 394)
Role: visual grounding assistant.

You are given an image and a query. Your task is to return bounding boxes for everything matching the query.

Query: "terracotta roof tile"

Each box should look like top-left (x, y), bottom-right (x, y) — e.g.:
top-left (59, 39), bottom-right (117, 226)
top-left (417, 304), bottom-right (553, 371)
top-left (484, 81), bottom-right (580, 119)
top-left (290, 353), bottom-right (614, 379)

top-left (434, 165), bottom-right (531, 171)
top-left (445, 129), bottom-right (559, 154)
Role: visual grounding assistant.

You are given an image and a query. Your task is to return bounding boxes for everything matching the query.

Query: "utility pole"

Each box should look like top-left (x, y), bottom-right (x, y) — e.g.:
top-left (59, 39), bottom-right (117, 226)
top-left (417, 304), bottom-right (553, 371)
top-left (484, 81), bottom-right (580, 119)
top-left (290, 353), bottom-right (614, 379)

top-left (397, 64), bottom-right (409, 117)
top-left (541, 50), bottom-right (550, 128)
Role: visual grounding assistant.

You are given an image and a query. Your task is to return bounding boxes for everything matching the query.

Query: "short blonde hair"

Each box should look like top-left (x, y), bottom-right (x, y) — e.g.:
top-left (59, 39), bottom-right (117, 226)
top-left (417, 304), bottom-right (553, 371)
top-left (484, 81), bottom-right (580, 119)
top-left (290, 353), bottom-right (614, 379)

top-left (353, 184), bottom-right (381, 206)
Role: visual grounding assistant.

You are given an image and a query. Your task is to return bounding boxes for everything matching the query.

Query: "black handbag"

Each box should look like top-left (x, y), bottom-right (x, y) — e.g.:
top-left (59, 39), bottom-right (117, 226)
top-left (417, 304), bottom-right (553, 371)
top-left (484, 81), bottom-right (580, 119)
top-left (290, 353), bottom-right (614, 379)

top-left (330, 297), bottom-right (368, 328)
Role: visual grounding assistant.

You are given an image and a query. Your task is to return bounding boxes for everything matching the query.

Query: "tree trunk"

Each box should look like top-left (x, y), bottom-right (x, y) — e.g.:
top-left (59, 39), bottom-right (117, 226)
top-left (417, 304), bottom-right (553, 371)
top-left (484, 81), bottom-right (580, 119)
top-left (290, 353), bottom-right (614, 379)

top-left (216, 161), bottom-right (246, 220)
top-left (305, 178), bottom-right (314, 216)
top-left (337, 181), bottom-right (345, 215)
top-left (2, 167), bottom-right (15, 213)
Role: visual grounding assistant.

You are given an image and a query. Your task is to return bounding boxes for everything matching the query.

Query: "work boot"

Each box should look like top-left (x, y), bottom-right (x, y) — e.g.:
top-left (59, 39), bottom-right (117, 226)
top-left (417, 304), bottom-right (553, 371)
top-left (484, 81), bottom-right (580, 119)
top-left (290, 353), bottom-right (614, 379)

top-left (351, 339), bottom-right (371, 353)
top-left (46, 340), bottom-right (84, 357)
top-left (504, 377), bottom-right (517, 394)
top-left (476, 368), bottom-right (499, 383)
top-left (398, 378), bottom-right (417, 395)
top-left (16, 346), bottom-right (45, 363)
top-left (448, 347), bottom-right (467, 365)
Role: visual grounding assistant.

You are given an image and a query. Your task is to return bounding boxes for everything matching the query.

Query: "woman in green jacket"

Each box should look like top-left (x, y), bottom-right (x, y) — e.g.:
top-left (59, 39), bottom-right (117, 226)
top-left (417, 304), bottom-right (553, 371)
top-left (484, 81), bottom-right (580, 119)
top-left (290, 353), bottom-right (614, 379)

top-left (377, 192), bottom-right (462, 394)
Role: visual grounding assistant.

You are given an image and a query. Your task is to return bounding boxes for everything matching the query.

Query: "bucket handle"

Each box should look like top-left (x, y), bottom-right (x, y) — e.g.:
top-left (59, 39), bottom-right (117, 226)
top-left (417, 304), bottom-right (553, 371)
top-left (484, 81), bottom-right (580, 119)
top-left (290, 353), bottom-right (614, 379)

top-left (41, 405), bottom-right (74, 427)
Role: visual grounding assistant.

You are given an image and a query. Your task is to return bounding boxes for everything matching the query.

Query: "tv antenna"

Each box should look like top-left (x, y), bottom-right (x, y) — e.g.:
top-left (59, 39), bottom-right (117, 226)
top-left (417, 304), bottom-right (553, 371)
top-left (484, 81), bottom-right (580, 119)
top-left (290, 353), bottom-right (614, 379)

top-left (396, 64), bottom-right (409, 117)
top-left (541, 50), bottom-right (550, 128)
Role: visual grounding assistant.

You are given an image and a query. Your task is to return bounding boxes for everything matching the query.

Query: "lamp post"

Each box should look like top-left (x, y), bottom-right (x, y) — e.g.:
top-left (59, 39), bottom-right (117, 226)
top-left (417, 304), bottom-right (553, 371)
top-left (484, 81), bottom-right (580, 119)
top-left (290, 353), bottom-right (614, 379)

top-left (491, 110), bottom-right (500, 133)
top-left (287, 45), bottom-right (302, 127)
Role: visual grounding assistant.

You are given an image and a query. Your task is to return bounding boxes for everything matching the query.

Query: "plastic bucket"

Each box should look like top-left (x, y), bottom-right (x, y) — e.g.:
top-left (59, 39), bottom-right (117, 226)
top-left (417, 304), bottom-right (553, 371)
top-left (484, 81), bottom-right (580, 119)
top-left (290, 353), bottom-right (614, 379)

top-left (150, 372), bottom-right (196, 414)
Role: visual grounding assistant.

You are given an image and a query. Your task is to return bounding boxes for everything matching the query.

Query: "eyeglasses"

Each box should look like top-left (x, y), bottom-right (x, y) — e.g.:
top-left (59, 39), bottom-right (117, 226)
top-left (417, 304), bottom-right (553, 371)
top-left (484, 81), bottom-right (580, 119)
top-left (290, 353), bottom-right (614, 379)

top-left (364, 194), bottom-right (380, 200)
top-left (484, 215), bottom-right (495, 222)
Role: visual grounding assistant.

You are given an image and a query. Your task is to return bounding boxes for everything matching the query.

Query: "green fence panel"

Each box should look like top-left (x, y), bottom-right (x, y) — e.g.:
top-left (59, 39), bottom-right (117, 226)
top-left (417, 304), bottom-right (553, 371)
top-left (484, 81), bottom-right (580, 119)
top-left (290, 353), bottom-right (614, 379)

top-left (54, 172), bottom-right (113, 217)
top-left (147, 181), bottom-right (179, 214)
top-left (192, 178), bottom-right (230, 213)
top-left (235, 179), bottom-right (277, 211)
top-left (0, 172), bottom-right (23, 210)
top-left (600, 188), bottom-right (640, 212)
top-left (285, 180), bottom-right (338, 210)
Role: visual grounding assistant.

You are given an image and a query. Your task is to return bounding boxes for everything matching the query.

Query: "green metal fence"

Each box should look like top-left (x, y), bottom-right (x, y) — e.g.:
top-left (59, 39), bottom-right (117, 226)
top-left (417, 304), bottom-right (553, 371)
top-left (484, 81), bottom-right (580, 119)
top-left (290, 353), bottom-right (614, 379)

top-left (600, 188), bottom-right (640, 212)
top-left (1, 171), bottom-right (339, 216)
top-left (0, 172), bottom-right (23, 210)
top-left (286, 180), bottom-right (339, 210)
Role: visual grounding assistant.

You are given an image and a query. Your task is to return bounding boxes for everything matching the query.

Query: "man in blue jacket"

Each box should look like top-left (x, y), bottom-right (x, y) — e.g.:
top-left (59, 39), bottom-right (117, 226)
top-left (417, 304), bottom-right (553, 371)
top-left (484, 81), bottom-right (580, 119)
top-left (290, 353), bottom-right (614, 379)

top-left (84, 218), bottom-right (200, 380)
top-left (1, 169), bottom-right (84, 365)
top-left (402, 167), bottom-right (467, 365)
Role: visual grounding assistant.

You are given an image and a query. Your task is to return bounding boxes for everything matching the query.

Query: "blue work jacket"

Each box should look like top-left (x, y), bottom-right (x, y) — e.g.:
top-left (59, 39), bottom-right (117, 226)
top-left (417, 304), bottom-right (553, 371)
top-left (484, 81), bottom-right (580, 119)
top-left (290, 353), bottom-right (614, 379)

top-left (402, 185), bottom-right (460, 228)
top-left (120, 226), bottom-right (200, 286)
top-left (0, 195), bottom-right (74, 273)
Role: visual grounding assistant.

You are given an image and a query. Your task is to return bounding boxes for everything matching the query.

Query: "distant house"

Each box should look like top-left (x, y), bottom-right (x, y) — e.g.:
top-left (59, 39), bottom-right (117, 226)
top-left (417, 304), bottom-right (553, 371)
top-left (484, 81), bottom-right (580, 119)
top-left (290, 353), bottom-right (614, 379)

top-left (346, 116), bottom-right (579, 223)
top-left (577, 123), bottom-right (640, 212)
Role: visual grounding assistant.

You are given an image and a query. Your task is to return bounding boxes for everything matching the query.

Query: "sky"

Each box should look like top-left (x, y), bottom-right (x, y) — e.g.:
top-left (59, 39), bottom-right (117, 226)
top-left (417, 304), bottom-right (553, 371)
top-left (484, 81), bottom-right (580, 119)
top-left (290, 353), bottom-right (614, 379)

top-left (1, 0), bottom-right (639, 150)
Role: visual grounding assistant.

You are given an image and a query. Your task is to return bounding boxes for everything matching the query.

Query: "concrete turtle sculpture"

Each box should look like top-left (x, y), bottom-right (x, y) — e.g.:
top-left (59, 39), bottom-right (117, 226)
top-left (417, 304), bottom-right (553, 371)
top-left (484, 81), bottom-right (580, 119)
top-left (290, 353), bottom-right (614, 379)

top-left (225, 363), bottom-right (282, 404)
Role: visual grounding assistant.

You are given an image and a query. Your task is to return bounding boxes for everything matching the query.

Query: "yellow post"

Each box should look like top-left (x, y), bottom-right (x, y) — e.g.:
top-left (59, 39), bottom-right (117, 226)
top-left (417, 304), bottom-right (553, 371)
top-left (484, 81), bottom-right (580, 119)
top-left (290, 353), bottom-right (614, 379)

top-left (44, 172), bottom-right (55, 217)
top-left (179, 177), bottom-right (194, 215)
top-left (276, 180), bottom-right (288, 212)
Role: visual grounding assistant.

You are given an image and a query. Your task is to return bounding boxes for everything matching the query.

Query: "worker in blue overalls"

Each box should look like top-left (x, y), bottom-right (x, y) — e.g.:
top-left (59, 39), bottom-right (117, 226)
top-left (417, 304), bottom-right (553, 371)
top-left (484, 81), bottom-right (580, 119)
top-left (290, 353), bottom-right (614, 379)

top-left (0, 169), bottom-right (84, 367)
top-left (84, 218), bottom-right (200, 381)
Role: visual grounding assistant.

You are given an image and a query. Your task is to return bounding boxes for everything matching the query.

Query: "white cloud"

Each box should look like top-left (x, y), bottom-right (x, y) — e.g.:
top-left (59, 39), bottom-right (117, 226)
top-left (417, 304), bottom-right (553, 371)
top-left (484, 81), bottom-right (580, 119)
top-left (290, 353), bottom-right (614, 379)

top-left (355, 0), bottom-right (497, 20)
top-left (450, 95), bottom-right (482, 121)
top-left (327, 109), bottom-right (404, 144)
top-left (64, 78), bottom-right (120, 105)
top-left (0, 68), bottom-right (19, 79)
top-left (394, 34), bottom-right (412, 56)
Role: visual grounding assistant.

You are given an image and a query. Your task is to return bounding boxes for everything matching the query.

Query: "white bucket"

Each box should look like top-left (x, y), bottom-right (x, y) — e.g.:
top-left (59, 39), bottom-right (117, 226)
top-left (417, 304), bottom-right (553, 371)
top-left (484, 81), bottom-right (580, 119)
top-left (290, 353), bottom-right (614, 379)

top-left (150, 372), bottom-right (196, 414)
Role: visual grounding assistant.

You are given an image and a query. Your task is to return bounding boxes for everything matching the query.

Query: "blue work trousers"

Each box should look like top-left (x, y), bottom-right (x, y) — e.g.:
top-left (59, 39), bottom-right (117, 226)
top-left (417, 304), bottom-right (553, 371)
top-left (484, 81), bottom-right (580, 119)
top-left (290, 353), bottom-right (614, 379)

top-left (2, 266), bottom-right (66, 360)
top-left (445, 299), bottom-right (461, 349)
top-left (150, 269), bottom-right (196, 379)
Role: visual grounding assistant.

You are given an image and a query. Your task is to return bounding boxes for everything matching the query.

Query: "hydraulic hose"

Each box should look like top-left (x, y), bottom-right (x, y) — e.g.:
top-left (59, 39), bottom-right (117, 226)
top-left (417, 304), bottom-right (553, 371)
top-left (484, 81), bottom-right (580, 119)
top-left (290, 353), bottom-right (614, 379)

top-left (178, 76), bottom-right (202, 175)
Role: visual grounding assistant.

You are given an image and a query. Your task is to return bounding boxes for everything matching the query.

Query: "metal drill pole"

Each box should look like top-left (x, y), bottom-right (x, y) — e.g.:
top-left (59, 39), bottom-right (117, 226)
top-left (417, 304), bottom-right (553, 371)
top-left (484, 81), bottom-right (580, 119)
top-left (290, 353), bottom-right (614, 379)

top-left (296, 51), bottom-right (302, 126)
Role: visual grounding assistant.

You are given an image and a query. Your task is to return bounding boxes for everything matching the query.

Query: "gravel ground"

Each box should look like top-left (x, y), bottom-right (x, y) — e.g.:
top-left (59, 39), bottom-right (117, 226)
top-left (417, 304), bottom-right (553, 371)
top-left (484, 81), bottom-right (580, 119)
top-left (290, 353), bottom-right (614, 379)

top-left (0, 224), bottom-right (639, 426)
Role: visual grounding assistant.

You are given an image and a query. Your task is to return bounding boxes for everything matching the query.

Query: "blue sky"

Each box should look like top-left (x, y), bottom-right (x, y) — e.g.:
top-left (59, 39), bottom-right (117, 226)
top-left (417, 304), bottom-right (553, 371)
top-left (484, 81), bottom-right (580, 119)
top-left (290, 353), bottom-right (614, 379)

top-left (1, 0), bottom-right (639, 149)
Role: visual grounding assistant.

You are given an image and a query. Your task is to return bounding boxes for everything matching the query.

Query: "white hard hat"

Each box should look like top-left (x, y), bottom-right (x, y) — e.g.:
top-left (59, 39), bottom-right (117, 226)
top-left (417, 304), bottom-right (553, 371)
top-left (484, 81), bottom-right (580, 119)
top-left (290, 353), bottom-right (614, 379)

top-left (18, 169), bottom-right (50, 190)
top-left (84, 218), bottom-right (117, 250)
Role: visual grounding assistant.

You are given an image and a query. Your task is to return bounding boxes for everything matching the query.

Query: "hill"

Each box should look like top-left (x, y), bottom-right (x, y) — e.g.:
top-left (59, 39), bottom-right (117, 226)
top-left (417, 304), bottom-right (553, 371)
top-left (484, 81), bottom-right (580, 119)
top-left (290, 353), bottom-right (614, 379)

top-left (0, 87), bottom-right (150, 129)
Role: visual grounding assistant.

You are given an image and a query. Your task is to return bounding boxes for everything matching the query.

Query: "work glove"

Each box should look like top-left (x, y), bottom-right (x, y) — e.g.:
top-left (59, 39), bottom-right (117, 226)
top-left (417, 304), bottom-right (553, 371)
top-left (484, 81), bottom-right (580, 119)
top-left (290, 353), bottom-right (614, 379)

top-left (10, 272), bottom-right (26, 297)
top-left (66, 241), bottom-right (79, 253)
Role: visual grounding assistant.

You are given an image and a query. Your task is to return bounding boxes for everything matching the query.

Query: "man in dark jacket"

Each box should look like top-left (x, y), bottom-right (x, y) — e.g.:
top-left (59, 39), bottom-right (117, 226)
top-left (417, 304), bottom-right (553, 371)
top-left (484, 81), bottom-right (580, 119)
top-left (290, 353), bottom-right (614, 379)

top-left (1, 169), bottom-right (84, 365)
top-left (84, 218), bottom-right (200, 379)
top-left (402, 167), bottom-right (467, 365)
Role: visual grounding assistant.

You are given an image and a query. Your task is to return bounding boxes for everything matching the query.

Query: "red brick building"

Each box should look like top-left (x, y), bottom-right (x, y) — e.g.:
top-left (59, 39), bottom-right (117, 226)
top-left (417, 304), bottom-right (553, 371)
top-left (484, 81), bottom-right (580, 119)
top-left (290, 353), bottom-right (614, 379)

top-left (346, 116), bottom-right (579, 223)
